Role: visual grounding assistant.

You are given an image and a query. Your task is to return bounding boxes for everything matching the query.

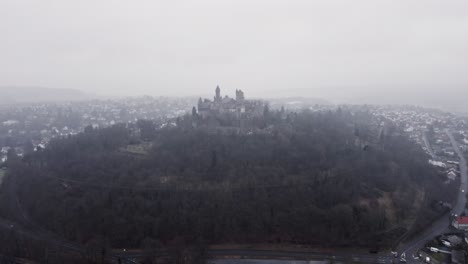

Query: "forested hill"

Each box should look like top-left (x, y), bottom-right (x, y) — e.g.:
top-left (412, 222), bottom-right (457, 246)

top-left (0, 109), bottom-right (455, 250)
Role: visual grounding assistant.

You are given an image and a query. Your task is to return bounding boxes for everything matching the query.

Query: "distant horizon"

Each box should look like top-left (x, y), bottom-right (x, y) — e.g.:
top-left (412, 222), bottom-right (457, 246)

top-left (2, 0), bottom-right (468, 112)
top-left (1, 85), bottom-right (468, 116)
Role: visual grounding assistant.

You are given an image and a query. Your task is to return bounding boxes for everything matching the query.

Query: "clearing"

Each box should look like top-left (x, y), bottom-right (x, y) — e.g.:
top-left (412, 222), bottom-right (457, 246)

top-left (120, 142), bottom-right (153, 155)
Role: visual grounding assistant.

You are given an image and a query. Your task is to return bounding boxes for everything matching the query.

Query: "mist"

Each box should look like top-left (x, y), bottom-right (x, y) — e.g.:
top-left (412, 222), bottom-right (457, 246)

top-left (1, 0), bottom-right (467, 110)
top-left (3, 2), bottom-right (468, 262)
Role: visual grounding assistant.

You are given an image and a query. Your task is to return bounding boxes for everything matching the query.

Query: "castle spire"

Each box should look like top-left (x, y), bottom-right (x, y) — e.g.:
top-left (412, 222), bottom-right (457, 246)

top-left (215, 85), bottom-right (221, 102)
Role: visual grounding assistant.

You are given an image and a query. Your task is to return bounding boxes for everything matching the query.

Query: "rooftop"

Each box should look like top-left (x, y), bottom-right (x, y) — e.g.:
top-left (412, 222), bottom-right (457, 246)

top-left (456, 216), bottom-right (468, 225)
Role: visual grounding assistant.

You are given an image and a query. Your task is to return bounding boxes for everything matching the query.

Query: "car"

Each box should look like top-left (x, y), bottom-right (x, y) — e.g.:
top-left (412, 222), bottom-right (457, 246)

top-left (442, 240), bottom-right (452, 247)
top-left (400, 252), bottom-right (407, 263)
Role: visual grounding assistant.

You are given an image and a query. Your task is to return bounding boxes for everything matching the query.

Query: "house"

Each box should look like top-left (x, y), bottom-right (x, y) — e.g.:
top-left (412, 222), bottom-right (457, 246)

top-left (447, 168), bottom-right (460, 175)
top-left (461, 145), bottom-right (468, 153)
top-left (446, 235), bottom-right (463, 246)
top-left (0, 147), bottom-right (11, 155)
top-left (447, 171), bottom-right (457, 181)
top-left (429, 160), bottom-right (446, 168)
top-left (2, 120), bottom-right (19, 126)
top-left (444, 150), bottom-right (456, 156)
top-left (452, 216), bottom-right (468, 230)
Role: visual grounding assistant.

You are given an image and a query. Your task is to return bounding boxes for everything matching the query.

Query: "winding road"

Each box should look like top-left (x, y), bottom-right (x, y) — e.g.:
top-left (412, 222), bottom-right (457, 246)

top-left (446, 130), bottom-right (468, 217)
top-left (395, 130), bottom-right (468, 263)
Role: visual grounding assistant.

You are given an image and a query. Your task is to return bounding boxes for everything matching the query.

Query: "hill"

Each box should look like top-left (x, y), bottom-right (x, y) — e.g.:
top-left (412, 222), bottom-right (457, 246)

top-left (0, 109), bottom-right (456, 250)
top-left (0, 86), bottom-right (90, 104)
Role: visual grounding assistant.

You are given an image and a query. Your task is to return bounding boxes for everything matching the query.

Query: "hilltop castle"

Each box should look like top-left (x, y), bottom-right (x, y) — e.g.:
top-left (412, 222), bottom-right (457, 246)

top-left (197, 86), bottom-right (265, 119)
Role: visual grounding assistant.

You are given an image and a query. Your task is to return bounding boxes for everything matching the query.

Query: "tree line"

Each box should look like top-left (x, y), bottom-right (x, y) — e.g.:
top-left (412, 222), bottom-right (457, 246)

top-left (0, 109), bottom-right (456, 257)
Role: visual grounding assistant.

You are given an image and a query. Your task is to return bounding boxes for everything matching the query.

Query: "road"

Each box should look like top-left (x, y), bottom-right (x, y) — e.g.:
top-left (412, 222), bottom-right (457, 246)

top-left (395, 130), bottom-right (468, 263)
top-left (209, 260), bottom-right (322, 264)
top-left (446, 130), bottom-right (468, 217)
top-left (119, 248), bottom-right (394, 264)
top-left (422, 132), bottom-right (437, 160)
top-left (206, 249), bottom-right (393, 263)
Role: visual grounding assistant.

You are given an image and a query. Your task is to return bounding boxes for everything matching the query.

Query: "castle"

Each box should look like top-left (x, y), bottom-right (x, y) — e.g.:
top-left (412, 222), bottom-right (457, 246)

top-left (197, 86), bottom-right (265, 119)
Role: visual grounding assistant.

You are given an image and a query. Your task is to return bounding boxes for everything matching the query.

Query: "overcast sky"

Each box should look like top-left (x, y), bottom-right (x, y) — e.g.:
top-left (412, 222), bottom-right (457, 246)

top-left (1, 0), bottom-right (467, 105)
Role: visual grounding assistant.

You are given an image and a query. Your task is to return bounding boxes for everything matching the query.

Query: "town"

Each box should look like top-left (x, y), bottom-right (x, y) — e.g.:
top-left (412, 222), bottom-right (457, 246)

top-left (0, 96), bottom-right (195, 163)
top-left (0, 88), bottom-right (329, 163)
top-left (367, 105), bottom-right (468, 264)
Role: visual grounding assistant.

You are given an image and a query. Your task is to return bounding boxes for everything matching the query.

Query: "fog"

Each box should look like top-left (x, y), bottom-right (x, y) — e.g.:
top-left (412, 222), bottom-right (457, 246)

top-left (1, 0), bottom-right (467, 109)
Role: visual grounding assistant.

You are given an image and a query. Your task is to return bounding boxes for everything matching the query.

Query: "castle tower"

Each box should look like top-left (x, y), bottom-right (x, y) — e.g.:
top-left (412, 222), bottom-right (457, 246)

top-left (235, 89), bottom-right (245, 101)
top-left (214, 85), bottom-right (222, 103)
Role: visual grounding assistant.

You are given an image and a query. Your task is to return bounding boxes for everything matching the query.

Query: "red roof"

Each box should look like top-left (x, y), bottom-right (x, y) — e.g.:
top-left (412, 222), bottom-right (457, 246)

top-left (456, 217), bottom-right (468, 225)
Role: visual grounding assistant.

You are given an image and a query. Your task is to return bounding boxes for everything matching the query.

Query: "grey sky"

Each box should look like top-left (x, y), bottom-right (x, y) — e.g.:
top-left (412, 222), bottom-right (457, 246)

top-left (1, 0), bottom-right (467, 105)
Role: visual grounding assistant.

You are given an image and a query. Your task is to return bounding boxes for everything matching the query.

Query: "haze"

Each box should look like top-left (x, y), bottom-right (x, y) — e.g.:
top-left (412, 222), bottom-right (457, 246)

top-left (1, 0), bottom-right (467, 109)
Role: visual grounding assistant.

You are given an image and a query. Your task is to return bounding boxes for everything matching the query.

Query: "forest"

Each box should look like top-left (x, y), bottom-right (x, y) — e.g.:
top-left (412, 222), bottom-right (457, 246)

top-left (0, 109), bottom-right (457, 255)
